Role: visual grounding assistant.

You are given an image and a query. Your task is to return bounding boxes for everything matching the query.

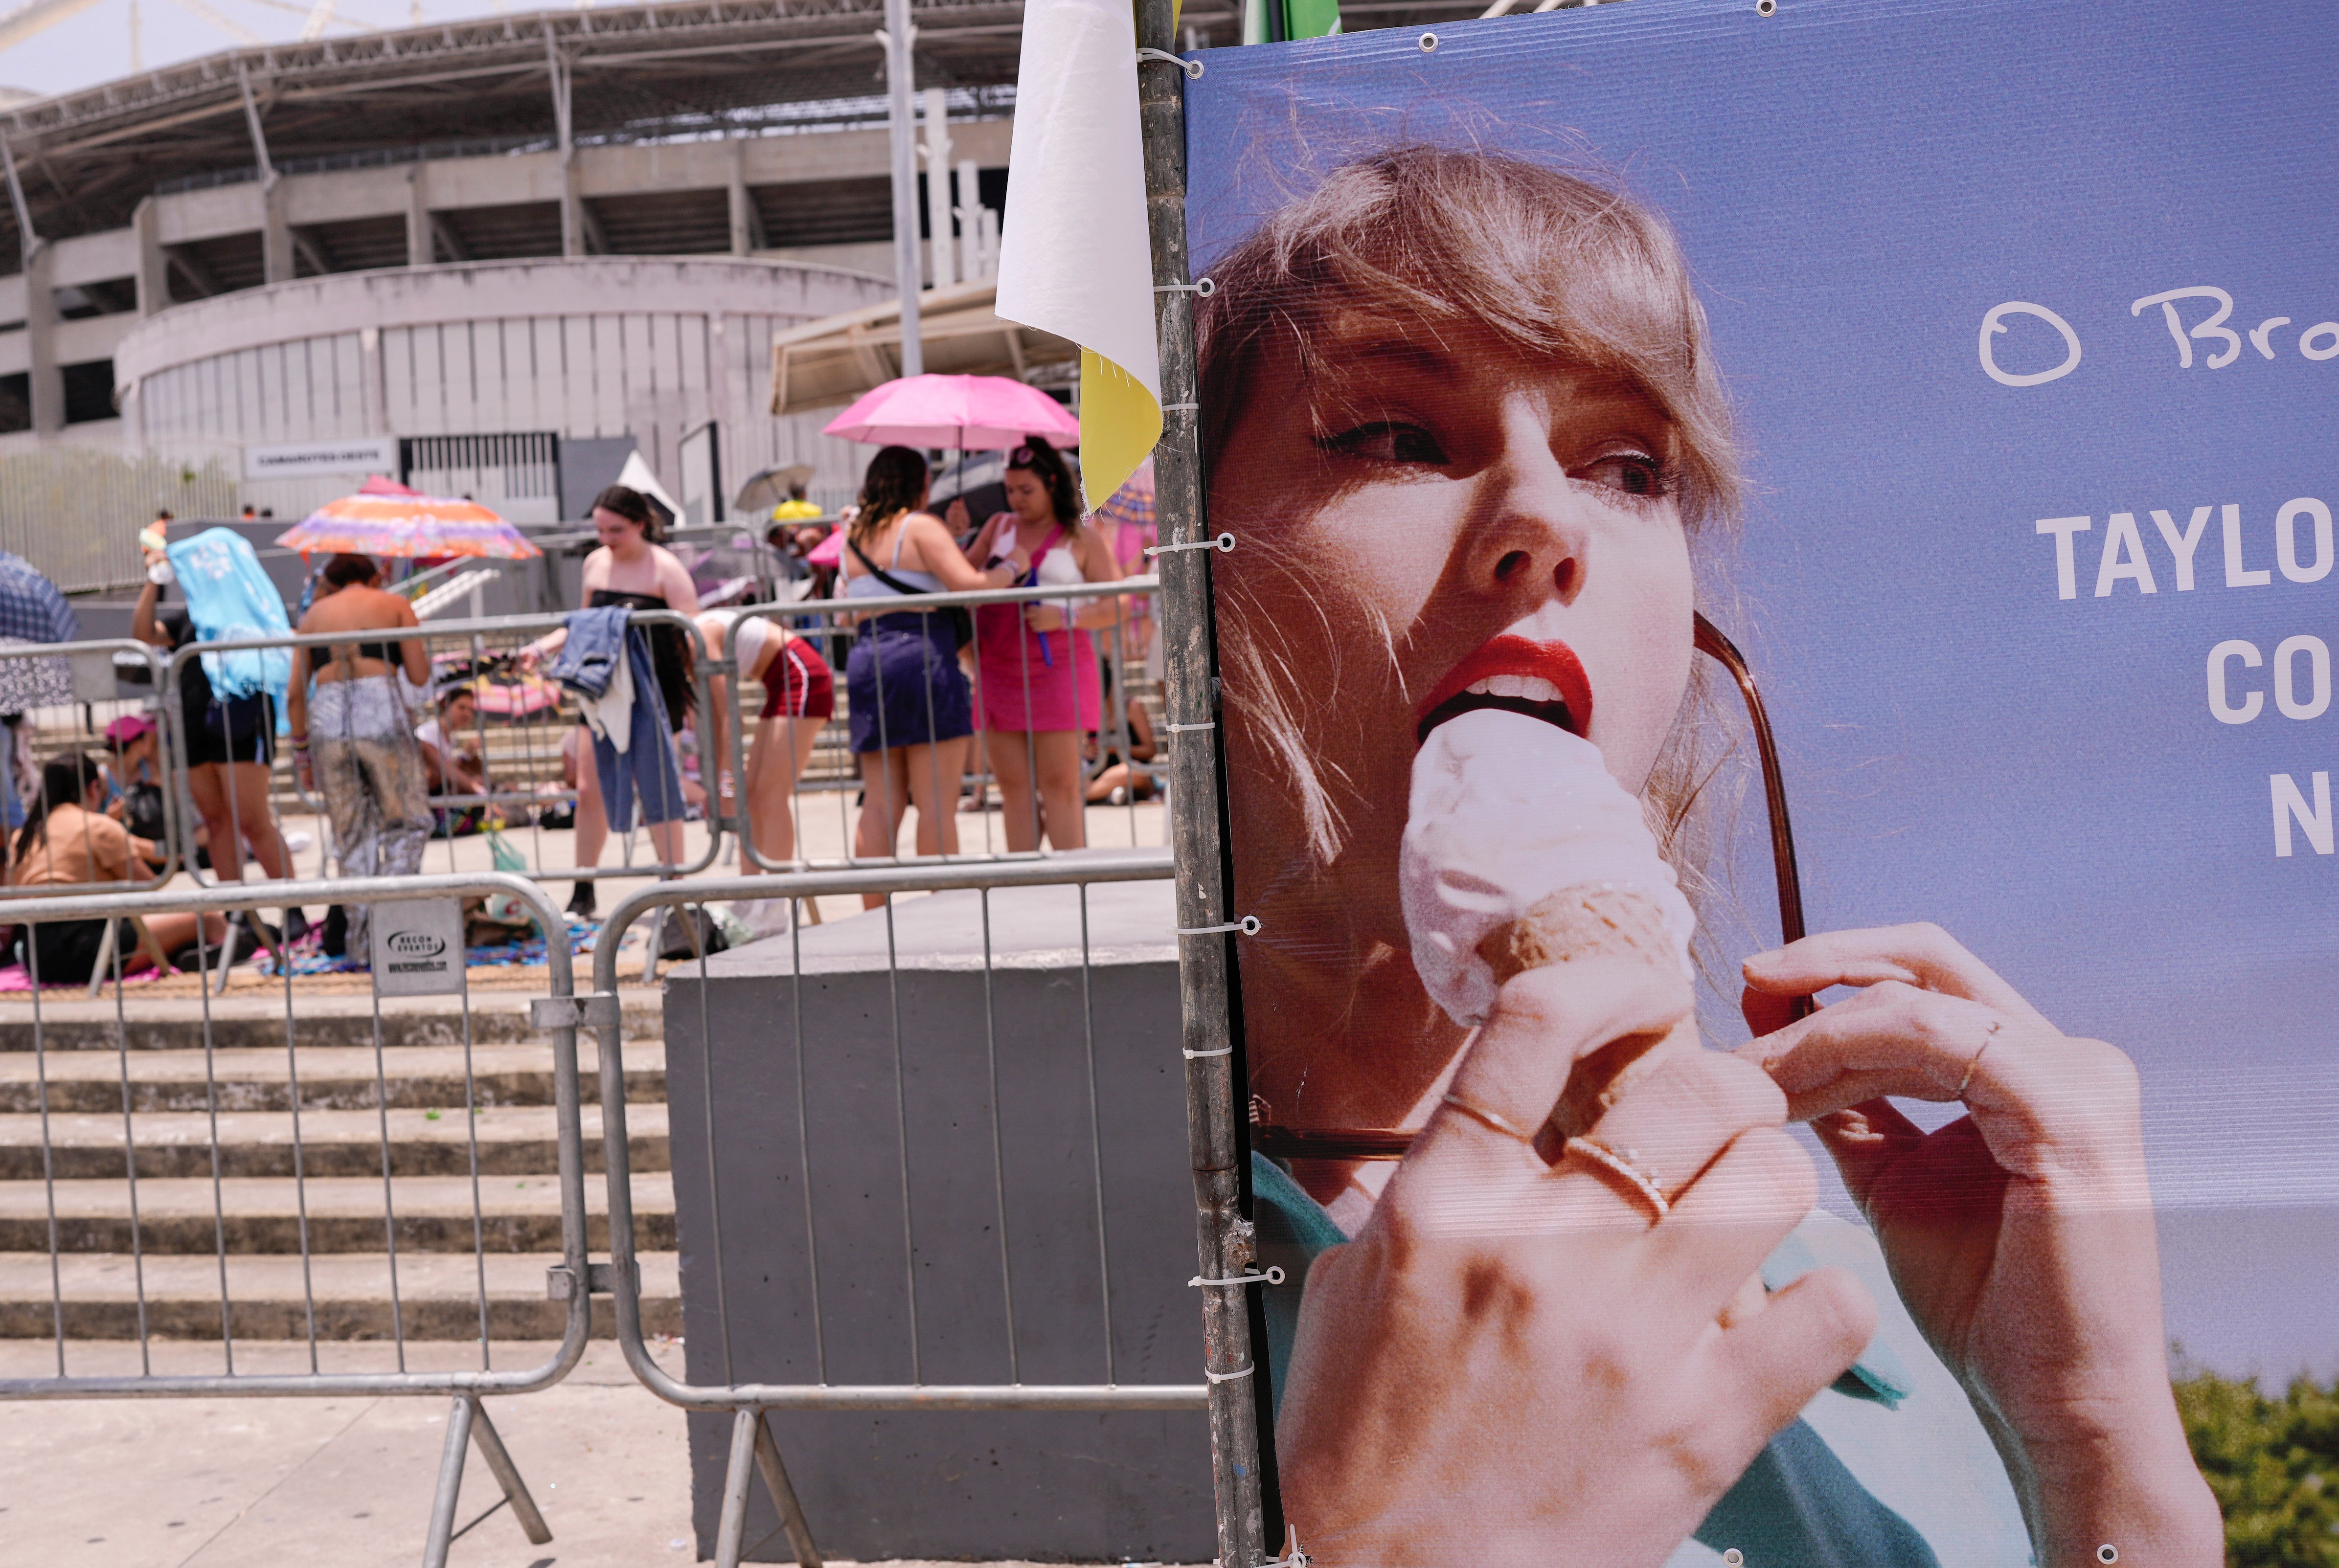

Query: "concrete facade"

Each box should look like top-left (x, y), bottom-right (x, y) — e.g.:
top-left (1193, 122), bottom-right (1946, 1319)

top-left (110, 256), bottom-right (895, 518)
top-left (0, 114), bottom-right (1012, 508)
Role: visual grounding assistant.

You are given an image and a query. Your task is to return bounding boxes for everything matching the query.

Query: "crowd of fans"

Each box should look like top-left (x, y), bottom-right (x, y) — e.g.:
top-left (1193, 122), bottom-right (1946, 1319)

top-left (0, 440), bottom-right (1159, 983)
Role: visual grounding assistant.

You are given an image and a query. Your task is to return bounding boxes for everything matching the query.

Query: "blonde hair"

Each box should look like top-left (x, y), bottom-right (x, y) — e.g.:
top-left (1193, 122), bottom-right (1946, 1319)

top-left (1199, 146), bottom-right (1747, 925)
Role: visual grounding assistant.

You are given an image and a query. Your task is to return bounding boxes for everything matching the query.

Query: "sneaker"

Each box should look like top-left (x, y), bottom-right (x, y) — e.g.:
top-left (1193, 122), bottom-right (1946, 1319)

top-left (320, 905), bottom-right (348, 959)
top-left (566, 881), bottom-right (597, 919)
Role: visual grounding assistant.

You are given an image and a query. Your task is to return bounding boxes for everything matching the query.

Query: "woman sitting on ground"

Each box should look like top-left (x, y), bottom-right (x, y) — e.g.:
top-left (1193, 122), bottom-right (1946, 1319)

top-left (6, 755), bottom-right (227, 983)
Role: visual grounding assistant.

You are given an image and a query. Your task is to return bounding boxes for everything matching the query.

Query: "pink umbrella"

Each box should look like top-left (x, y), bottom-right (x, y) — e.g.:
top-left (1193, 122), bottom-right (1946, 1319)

top-left (823, 374), bottom-right (1079, 450)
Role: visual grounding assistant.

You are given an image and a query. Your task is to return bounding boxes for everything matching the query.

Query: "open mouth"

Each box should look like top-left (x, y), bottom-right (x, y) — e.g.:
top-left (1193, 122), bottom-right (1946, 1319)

top-left (1414, 636), bottom-right (1593, 744)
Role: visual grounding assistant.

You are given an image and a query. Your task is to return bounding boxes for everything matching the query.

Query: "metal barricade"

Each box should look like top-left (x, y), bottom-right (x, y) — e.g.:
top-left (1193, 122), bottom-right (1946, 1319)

top-left (586, 855), bottom-right (1206, 1568)
top-left (0, 871), bottom-right (593, 1567)
top-left (712, 574), bottom-right (1162, 877)
top-left (0, 636), bottom-right (182, 896)
top-left (161, 609), bottom-right (723, 898)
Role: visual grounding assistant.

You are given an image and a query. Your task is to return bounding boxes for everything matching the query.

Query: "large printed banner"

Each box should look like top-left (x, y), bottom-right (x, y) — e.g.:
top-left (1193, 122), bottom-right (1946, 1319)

top-left (1184, 0), bottom-right (2334, 1560)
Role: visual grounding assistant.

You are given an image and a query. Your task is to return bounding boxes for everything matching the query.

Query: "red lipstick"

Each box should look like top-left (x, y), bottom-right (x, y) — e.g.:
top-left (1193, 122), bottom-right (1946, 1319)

top-left (1413, 635), bottom-right (1594, 743)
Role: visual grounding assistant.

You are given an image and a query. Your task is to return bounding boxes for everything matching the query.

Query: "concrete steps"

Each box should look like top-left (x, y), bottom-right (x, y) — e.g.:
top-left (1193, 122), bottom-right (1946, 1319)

top-left (0, 1171), bottom-right (676, 1254)
top-left (0, 990), bottom-right (678, 1341)
top-left (0, 1250), bottom-right (682, 1340)
top-left (0, 1103), bottom-right (671, 1180)
top-left (0, 991), bottom-right (665, 1053)
top-left (0, 1039), bottom-right (667, 1114)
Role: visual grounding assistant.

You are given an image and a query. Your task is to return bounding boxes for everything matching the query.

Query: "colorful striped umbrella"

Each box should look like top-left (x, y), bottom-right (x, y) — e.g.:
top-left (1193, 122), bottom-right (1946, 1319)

top-left (276, 493), bottom-right (542, 560)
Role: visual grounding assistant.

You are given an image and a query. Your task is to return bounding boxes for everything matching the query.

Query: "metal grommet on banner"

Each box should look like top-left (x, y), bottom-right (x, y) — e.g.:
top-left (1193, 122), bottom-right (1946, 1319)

top-left (1146, 533), bottom-right (1236, 557)
top-left (1722, 1552), bottom-right (1745, 1568)
top-left (1178, 916), bottom-right (1261, 937)
top-left (1189, 1267), bottom-right (1285, 1288)
top-left (1136, 46), bottom-right (1204, 78)
top-left (2096, 1548), bottom-right (2118, 1566)
top-left (1155, 277), bottom-right (1216, 296)
top-left (1755, 0), bottom-right (1776, 13)
top-left (1418, 30), bottom-right (1439, 50)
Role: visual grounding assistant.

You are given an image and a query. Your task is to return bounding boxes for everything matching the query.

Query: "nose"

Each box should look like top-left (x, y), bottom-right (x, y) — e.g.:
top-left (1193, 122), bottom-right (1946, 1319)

top-left (1463, 399), bottom-right (1591, 616)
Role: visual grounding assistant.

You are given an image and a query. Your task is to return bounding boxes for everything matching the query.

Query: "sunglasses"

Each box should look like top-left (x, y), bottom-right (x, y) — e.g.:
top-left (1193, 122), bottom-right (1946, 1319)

top-left (1249, 612), bottom-right (1812, 1162)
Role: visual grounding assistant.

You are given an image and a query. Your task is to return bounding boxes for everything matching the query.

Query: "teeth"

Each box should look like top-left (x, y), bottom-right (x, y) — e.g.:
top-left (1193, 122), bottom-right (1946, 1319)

top-left (1461, 673), bottom-right (1564, 704)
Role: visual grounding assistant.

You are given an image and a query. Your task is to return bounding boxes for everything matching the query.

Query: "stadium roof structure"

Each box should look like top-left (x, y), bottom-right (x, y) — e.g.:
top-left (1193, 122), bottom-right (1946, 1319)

top-left (0, 0), bottom-right (1033, 251)
top-left (0, 0), bottom-right (1526, 262)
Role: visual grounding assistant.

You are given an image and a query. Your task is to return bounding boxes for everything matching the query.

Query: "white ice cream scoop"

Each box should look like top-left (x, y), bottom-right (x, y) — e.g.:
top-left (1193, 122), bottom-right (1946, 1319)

top-left (1400, 709), bottom-right (1697, 1028)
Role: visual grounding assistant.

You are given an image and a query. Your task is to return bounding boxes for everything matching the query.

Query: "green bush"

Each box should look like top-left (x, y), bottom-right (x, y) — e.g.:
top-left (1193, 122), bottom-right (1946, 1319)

top-left (2177, 1363), bottom-right (2339, 1566)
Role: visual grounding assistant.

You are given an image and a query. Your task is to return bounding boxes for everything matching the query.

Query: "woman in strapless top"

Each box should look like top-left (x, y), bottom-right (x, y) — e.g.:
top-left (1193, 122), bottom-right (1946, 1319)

top-left (521, 484), bottom-right (701, 917)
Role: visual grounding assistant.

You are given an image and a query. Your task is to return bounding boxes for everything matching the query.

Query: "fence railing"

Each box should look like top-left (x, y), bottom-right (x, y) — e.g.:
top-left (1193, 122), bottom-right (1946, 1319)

top-left (0, 870), bottom-right (591, 1568)
top-left (587, 854), bottom-right (1205, 1568)
top-left (3, 578), bottom-right (1160, 921)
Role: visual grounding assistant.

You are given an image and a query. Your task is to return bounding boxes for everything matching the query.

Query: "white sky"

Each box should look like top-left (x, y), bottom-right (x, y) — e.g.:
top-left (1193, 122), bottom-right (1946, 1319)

top-left (5, 0), bottom-right (520, 102)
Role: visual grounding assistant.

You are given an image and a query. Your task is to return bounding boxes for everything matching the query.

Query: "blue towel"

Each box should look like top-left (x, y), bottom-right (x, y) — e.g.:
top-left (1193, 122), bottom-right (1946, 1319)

top-left (166, 528), bottom-right (291, 706)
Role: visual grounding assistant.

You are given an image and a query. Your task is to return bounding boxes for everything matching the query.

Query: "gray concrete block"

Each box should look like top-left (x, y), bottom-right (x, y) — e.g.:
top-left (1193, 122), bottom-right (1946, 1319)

top-left (660, 875), bottom-right (1211, 1561)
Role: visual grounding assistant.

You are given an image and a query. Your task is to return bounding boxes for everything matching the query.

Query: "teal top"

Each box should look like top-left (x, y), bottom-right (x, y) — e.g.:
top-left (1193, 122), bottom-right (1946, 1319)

top-left (1250, 1153), bottom-right (2037, 1567)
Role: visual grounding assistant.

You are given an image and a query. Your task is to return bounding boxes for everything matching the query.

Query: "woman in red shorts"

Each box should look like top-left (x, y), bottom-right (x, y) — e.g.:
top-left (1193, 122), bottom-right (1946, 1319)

top-left (697, 609), bottom-right (833, 866)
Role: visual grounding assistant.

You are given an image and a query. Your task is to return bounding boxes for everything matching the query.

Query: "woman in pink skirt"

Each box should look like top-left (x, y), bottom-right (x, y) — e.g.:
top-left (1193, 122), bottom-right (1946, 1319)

top-left (966, 438), bottom-right (1125, 851)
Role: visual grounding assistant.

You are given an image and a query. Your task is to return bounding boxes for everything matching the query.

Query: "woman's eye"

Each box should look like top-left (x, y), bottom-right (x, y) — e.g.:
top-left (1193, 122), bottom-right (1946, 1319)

top-left (1574, 452), bottom-right (1670, 499)
top-left (1318, 422), bottom-right (1449, 467)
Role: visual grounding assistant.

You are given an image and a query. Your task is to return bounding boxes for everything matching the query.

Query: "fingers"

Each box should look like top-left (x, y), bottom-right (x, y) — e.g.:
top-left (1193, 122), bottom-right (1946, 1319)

top-left (1576, 1049), bottom-right (1786, 1218)
top-left (1641, 1125), bottom-right (1818, 1318)
top-left (1733, 980), bottom-right (2009, 1120)
top-left (1804, 1099), bottom-right (1926, 1213)
top-left (1708, 1266), bottom-right (1877, 1448)
top-left (1388, 955), bottom-right (1692, 1218)
top-left (1742, 922), bottom-right (2043, 1023)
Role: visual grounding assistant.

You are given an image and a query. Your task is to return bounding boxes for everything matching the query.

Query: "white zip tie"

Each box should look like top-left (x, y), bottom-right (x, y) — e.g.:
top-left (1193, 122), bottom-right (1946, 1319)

top-left (1204, 1362), bottom-right (1255, 1383)
top-left (1161, 402), bottom-right (1200, 414)
top-left (1136, 46), bottom-right (1204, 78)
top-left (1265, 1542), bottom-right (1313, 1568)
top-left (1165, 720), bottom-right (1215, 734)
top-left (1154, 277), bottom-right (1216, 295)
top-left (1189, 1267), bottom-right (1285, 1288)
top-left (1147, 532), bottom-right (1235, 557)
top-left (1182, 1045), bottom-right (1233, 1059)
top-left (1177, 916), bottom-right (1260, 937)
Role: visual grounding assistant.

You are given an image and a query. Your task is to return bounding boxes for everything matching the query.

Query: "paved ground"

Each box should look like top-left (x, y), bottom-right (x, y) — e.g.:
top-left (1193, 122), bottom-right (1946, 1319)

top-left (2, 1339), bottom-right (1167, 1568)
top-left (1, 1341), bottom-right (694, 1566)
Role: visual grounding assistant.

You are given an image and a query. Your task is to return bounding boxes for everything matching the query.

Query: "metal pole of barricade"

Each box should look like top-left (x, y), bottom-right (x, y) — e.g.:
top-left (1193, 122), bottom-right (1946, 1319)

top-left (0, 871), bottom-right (592, 1568)
top-left (1140, 10), bottom-right (1273, 1565)
top-left (583, 855), bottom-right (1204, 1568)
top-left (0, 637), bottom-right (182, 895)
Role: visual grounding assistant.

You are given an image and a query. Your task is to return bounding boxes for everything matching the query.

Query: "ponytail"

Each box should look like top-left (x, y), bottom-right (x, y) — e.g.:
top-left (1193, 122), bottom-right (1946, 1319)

top-left (13, 754), bottom-right (101, 868)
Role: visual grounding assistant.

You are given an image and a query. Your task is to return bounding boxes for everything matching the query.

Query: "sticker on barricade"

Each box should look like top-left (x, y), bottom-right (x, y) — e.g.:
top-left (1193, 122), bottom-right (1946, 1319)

top-left (369, 897), bottom-right (468, 995)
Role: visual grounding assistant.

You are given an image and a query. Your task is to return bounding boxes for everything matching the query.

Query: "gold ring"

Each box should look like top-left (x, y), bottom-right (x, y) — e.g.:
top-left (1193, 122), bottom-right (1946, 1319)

top-left (1440, 1091), bottom-right (1538, 1145)
top-left (1957, 1018), bottom-right (2003, 1098)
top-left (1563, 1136), bottom-right (1671, 1222)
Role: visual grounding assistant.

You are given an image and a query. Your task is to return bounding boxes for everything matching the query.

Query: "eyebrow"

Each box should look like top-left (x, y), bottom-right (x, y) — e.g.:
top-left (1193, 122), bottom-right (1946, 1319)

top-left (1309, 335), bottom-right (1451, 381)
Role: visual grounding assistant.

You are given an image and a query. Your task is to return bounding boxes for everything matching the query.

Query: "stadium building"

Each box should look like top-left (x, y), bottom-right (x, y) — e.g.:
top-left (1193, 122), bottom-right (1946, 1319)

top-left (0, 0), bottom-right (1026, 541)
